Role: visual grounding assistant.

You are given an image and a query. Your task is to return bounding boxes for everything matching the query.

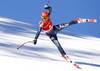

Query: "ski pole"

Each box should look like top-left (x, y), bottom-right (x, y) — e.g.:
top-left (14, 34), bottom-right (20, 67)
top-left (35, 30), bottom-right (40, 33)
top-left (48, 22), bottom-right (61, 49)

top-left (47, 0), bottom-right (50, 5)
top-left (17, 41), bottom-right (33, 50)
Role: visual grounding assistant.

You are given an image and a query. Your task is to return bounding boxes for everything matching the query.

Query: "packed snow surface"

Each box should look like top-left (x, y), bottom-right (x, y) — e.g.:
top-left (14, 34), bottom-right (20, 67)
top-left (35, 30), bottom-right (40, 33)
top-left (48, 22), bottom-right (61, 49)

top-left (0, 17), bottom-right (100, 71)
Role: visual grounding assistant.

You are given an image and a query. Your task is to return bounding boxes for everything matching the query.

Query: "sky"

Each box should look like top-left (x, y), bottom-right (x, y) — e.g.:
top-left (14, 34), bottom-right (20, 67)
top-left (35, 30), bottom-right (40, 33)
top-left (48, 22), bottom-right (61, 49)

top-left (0, 0), bottom-right (100, 38)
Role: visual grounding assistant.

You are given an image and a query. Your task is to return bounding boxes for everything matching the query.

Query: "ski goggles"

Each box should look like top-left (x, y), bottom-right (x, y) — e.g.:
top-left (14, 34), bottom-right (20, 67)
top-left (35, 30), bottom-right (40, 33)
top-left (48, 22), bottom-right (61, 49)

top-left (42, 16), bottom-right (49, 20)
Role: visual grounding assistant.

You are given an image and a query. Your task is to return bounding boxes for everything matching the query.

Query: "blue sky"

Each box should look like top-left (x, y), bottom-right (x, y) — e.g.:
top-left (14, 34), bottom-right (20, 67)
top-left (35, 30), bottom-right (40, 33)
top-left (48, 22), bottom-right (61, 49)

top-left (0, 0), bottom-right (100, 38)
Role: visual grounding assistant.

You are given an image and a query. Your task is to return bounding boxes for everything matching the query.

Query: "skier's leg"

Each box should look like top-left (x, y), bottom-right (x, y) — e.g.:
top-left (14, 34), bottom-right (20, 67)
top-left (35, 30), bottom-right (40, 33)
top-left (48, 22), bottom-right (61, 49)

top-left (49, 35), bottom-right (72, 62)
top-left (54, 20), bottom-right (78, 32)
top-left (54, 17), bottom-right (97, 32)
top-left (68, 20), bottom-right (78, 26)
top-left (49, 35), bottom-right (66, 56)
top-left (55, 18), bottom-right (97, 33)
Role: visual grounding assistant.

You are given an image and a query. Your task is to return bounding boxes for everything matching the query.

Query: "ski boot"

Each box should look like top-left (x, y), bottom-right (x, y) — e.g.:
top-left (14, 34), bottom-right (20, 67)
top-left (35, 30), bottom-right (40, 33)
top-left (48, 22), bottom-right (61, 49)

top-left (62, 55), bottom-right (72, 63)
top-left (62, 55), bottom-right (78, 67)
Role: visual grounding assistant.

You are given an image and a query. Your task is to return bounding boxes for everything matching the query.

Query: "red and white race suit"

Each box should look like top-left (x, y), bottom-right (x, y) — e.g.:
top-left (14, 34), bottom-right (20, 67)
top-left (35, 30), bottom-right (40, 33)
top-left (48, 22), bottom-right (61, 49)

top-left (39, 18), bottom-right (53, 33)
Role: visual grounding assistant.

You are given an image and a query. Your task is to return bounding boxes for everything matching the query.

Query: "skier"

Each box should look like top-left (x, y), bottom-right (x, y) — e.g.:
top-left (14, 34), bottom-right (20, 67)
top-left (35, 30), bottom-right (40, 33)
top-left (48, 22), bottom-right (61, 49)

top-left (33, 5), bottom-right (97, 62)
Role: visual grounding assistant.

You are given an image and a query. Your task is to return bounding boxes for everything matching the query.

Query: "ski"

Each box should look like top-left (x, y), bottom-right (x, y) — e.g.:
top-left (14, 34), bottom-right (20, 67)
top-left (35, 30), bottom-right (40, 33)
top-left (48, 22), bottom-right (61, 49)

top-left (62, 56), bottom-right (79, 68)
top-left (76, 18), bottom-right (97, 23)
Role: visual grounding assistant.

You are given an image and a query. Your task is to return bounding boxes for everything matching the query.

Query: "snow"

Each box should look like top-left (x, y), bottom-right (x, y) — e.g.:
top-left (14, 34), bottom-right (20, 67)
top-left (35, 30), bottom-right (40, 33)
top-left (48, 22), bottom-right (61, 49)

top-left (0, 17), bottom-right (100, 71)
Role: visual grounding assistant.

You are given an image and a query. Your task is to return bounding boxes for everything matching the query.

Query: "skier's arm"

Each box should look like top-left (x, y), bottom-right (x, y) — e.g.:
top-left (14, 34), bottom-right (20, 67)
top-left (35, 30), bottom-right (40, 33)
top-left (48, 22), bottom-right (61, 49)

top-left (35, 24), bottom-right (42, 39)
top-left (44, 5), bottom-right (52, 16)
top-left (33, 25), bottom-right (42, 44)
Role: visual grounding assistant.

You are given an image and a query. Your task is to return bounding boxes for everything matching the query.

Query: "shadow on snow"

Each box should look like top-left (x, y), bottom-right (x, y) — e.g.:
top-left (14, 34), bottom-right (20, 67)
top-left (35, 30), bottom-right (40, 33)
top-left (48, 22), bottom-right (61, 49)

top-left (0, 18), bottom-right (100, 68)
top-left (76, 62), bottom-right (100, 67)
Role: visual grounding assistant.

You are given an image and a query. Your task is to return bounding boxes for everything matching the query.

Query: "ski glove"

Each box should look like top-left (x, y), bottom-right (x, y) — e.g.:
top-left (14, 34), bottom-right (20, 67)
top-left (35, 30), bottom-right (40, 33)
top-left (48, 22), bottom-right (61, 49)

top-left (33, 39), bottom-right (37, 45)
top-left (44, 5), bottom-right (49, 9)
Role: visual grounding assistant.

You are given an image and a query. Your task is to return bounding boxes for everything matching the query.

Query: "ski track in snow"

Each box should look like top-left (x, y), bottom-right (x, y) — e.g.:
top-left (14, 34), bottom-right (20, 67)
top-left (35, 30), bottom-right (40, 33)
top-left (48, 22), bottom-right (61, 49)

top-left (0, 17), bottom-right (100, 71)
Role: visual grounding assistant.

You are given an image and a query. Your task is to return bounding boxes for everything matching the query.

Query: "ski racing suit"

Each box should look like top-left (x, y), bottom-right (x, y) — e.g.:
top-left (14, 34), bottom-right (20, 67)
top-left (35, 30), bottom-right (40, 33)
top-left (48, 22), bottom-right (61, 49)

top-left (34, 6), bottom-right (78, 56)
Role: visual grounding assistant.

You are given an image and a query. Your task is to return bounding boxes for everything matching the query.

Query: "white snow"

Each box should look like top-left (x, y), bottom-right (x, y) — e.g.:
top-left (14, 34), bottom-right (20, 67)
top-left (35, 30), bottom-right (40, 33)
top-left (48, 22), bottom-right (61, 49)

top-left (0, 17), bottom-right (100, 71)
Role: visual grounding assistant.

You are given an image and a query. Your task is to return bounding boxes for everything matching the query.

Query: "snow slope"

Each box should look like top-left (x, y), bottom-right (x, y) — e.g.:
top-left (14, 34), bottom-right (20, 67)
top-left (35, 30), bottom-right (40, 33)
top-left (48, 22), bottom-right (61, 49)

top-left (0, 17), bottom-right (100, 71)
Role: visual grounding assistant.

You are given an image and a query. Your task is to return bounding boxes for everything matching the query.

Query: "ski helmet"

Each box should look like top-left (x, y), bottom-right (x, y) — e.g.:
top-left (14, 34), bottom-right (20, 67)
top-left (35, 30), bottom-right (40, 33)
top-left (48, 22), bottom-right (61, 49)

top-left (41, 11), bottom-right (49, 17)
